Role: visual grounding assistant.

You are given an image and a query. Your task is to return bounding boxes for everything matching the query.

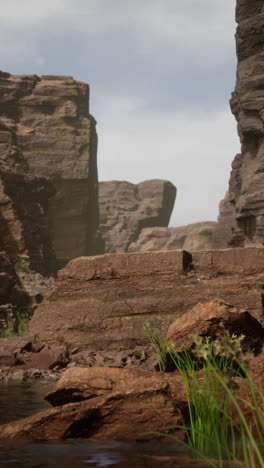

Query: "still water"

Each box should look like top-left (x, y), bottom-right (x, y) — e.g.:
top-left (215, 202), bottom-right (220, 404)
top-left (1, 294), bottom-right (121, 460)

top-left (0, 383), bottom-right (184, 468)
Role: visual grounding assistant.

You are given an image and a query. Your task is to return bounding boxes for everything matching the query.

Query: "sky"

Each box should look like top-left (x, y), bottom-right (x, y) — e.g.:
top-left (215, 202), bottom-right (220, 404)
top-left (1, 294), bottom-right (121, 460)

top-left (0, 0), bottom-right (239, 226)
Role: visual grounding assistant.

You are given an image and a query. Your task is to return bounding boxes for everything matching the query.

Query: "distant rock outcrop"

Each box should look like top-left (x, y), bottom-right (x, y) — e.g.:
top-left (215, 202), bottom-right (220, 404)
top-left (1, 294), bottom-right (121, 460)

top-left (218, 0), bottom-right (264, 243)
top-left (98, 179), bottom-right (176, 253)
top-left (128, 222), bottom-right (219, 252)
top-left (0, 71), bottom-right (100, 268)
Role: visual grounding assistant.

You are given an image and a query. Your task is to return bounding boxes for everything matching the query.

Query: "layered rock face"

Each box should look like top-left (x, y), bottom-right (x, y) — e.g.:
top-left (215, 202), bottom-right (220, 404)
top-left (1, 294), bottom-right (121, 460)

top-left (30, 248), bottom-right (264, 350)
top-left (0, 167), bottom-right (56, 276)
top-left (218, 1), bottom-right (264, 242)
top-left (98, 180), bottom-right (176, 253)
top-left (0, 71), bottom-right (100, 267)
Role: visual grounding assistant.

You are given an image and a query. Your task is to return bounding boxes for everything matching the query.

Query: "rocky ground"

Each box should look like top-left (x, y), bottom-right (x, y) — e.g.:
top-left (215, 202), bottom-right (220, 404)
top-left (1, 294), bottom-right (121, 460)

top-left (0, 298), bottom-right (263, 442)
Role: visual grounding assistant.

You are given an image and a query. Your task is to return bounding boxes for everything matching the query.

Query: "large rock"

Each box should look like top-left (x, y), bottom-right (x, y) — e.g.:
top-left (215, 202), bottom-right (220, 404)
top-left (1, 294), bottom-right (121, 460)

top-left (0, 367), bottom-right (185, 441)
top-left (30, 248), bottom-right (264, 350)
top-left (1, 359), bottom-right (264, 444)
top-left (167, 298), bottom-right (264, 353)
top-left (45, 366), bottom-right (185, 406)
top-left (0, 71), bottom-right (101, 268)
top-left (218, 2), bottom-right (264, 244)
top-left (98, 180), bottom-right (176, 253)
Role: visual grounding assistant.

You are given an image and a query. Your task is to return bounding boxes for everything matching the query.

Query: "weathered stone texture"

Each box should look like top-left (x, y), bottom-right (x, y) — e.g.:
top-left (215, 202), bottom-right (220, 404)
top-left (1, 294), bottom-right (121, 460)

top-left (98, 179), bottom-right (176, 253)
top-left (128, 222), bottom-right (222, 252)
top-left (30, 248), bottom-right (264, 350)
top-left (0, 71), bottom-right (100, 267)
top-left (0, 168), bottom-right (56, 275)
top-left (218, 2), bottom-right (264, 244)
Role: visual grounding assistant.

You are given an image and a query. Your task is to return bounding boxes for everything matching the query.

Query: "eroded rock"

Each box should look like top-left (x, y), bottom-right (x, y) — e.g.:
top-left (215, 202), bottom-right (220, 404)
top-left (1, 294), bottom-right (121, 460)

top-left (98, 180), bottom-right (176, 253)
top-left (0, 367), bottom-right (185, 441)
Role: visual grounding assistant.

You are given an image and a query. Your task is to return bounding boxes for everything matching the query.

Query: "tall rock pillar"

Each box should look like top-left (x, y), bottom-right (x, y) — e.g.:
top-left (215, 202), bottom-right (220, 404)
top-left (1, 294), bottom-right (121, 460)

top-left (219, 1), bottom-right (264, 242)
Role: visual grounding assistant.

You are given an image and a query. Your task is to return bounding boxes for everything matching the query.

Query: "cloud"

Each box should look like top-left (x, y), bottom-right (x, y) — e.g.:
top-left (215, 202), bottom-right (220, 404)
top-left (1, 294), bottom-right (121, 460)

top-left (0, 0), bottom-right (239, 226)
top-left (95, 93), bottom-right (239, 226)
top-left (0, 0), bottom-right (236, 66)
top-left (0, 0), bottom-right (65, 26)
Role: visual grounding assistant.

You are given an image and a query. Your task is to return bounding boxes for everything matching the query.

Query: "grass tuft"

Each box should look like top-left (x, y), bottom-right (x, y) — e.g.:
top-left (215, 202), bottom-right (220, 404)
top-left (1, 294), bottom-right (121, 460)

top-left (144, 321), bottom-right (264, 467)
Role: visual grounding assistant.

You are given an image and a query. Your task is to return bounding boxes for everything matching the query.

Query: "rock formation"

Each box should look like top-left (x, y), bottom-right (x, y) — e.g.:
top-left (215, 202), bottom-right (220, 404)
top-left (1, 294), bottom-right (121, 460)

top-left (0, 71), bottom-right (101, 268)
top-left (0, 167), bottom-right (56, 276)
top-left (0, 100), bottom-right (57, 330)
top-left (29, 248), bottom-right (264, 350)
top-left (217, 0), bottom-right (264, 243)
top-left (128, 222), bottom-right (220, 252)
top-left (98, 179), bottom-right (176, 253)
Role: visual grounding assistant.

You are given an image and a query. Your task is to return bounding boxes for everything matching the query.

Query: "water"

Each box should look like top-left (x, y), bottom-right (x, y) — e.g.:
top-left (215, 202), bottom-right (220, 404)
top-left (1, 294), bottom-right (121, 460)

top-left (0, 383), bottom-right (185, 468)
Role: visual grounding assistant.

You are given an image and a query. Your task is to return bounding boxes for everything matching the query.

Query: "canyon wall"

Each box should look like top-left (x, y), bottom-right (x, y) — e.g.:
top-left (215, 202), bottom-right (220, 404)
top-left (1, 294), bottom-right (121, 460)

top-left (0, 72), bottom-right (100, 268)
top-left (0, 116), bottom-right (56, 330)
top-left (218, 0), bottom-right (264, 242)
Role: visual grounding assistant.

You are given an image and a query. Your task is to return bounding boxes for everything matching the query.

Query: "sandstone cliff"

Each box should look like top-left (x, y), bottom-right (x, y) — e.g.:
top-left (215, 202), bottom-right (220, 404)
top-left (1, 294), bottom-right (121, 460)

top-left (218, 0), bottom-right (264, 243)
top-left (0, 71), bottom-right (100, 268)
top-left (0, 73), bottom-right (56, 330)
top-left (99, 179), bottom-right (176, 253)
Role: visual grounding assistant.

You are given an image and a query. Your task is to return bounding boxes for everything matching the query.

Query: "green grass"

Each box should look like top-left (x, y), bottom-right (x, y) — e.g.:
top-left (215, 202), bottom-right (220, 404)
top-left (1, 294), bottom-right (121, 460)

top-left (0, 318), bottom-right (29, 338)
top-left (144, 321), bottom-right (264, 468)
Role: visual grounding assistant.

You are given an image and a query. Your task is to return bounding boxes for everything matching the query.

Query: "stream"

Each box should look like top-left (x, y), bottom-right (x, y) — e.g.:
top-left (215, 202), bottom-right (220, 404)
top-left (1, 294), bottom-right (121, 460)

top-left (0, 382), bottom-right (185, 468)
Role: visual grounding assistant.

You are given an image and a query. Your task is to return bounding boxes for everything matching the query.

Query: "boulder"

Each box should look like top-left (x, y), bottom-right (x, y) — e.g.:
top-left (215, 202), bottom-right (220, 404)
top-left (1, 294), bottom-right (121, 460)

top-left (0, 367), bottom-right (185, 441)
top-left (98, 180), bottom-right (176, 253)
top-left (45, 366), bottom-right (185, 406)
top-left (167, 299), bottom-right (264, 352)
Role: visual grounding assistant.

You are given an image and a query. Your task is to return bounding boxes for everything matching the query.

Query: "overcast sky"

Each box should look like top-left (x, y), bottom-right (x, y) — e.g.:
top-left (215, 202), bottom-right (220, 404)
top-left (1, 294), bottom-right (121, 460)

top-left (1, 0), bottom-right (239, 226)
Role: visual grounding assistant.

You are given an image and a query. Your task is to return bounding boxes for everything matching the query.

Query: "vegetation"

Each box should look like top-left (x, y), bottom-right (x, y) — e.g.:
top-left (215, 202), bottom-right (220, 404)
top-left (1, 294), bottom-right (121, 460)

top-left (144, 322), bottom-right (264, 468)
top-left (0, 318), bottom-right (28, 338)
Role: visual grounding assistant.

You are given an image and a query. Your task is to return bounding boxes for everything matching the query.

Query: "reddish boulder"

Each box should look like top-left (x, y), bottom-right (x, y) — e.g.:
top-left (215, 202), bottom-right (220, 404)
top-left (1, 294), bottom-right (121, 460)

top-left (45, 366), bottom-right (185, 407)
top-left (0, 367), bottom-right (186, 441)
top-left (167, 299), bottom-right (264, 352)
